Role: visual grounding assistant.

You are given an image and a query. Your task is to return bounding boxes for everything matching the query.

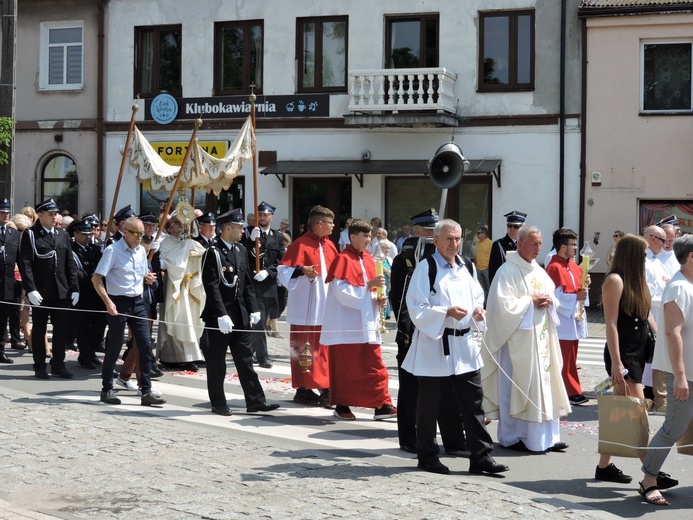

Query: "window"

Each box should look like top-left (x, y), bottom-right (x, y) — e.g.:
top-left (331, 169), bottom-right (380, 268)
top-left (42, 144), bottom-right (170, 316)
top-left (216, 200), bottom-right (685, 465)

top-left (642, 42), bottom-right (692, 113)
top-left (214, 20), bottom-right (263, 95)
top-left (478, 10), bottom-right (534, 91)
top-left (297, 17), bottom-right (348, 92)
top-left (134, 25), bottom-right (182, 98)
top-left (39, 22), bottom-right (84, 90)
top-left (42, 154), bottom-right (78, 215)
top-left (386, 15), bottom-right (439, 68)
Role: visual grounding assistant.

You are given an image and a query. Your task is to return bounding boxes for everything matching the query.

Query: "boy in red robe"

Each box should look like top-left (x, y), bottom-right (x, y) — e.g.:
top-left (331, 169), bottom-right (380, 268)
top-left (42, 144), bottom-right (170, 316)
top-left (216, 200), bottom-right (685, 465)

top-left (277, 206), bottom-right (339, 406)
top-left (320, 219), bottom-right (397, 420)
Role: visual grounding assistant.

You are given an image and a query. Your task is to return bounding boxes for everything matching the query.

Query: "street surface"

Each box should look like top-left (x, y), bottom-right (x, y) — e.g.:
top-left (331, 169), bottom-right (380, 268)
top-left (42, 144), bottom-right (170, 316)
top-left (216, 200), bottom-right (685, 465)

top-left (0, 309), bottom-right (691, 519)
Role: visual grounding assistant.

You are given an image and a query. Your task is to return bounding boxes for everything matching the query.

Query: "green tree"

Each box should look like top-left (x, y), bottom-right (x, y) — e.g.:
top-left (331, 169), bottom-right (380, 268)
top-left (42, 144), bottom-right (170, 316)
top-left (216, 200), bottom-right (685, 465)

top-left (0, 117), bottom-right (14, 166)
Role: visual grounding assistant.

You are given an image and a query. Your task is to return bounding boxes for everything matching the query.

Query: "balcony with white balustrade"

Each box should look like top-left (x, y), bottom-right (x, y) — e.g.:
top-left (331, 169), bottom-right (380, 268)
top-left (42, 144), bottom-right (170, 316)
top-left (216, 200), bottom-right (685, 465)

top-left (344, 68), bottom-right (458, 127)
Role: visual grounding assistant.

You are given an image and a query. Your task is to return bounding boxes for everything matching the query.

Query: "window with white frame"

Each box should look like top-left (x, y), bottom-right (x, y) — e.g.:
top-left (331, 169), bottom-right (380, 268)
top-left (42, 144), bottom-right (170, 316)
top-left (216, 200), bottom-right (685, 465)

top-left (642, 41), bottom-right (692, 113)
top-left (40, 22), bottom-right (84, 90)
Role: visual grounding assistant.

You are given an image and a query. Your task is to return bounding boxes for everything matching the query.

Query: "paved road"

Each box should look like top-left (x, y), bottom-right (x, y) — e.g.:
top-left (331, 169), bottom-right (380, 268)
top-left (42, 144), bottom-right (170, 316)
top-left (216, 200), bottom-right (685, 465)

top-left (0, 310), bottom-right (691, 519)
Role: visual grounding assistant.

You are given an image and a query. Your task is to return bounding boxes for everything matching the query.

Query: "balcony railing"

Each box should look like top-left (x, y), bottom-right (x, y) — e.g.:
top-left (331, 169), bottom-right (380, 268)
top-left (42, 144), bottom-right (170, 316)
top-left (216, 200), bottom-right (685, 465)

top-left (348, 68), bottom-right (457, 114)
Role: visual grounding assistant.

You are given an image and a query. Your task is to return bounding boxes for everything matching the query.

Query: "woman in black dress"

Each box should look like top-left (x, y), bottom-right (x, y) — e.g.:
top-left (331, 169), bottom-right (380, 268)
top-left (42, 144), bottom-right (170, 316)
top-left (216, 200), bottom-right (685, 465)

top-left (596, 233), bottom-right (653, 484)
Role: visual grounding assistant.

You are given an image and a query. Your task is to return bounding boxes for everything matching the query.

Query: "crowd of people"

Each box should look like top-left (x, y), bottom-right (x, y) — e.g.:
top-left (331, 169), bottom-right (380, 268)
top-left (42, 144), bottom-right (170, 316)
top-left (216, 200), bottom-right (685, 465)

top-left (1, 198), bottom-right (692, 503)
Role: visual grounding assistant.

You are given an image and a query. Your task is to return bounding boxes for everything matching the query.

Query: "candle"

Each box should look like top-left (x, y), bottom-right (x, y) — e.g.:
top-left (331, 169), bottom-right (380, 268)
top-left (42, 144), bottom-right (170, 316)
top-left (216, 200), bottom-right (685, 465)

top-left (375, 260), bottom-right (386, 297)
top-left (581, 254), bottom-right (590, 287)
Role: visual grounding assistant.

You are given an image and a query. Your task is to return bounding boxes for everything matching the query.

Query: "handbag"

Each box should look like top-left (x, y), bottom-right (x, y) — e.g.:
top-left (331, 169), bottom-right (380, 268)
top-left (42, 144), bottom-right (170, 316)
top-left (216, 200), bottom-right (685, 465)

top-left (676, 417), bottom-right (693, 456)
top-left (598, 394), bottom-right (650, 458)
top-left (645, 322), bottom-right (656, 364)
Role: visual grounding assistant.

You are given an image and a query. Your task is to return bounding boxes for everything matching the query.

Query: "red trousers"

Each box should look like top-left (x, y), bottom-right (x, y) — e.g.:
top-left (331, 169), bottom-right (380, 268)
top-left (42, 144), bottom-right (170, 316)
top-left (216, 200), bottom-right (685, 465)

top-left (328, 343), bottom-right (392, 408)
top-left (289, 325), bottom-right (330, 389)
top-left (560, 339), bottom-right (582, 396)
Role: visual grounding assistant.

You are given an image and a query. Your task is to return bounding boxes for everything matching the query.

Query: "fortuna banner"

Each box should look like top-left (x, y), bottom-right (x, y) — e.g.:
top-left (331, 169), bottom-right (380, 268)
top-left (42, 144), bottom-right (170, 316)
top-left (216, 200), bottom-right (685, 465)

top-left (128, 116), bottom-right (254, 195)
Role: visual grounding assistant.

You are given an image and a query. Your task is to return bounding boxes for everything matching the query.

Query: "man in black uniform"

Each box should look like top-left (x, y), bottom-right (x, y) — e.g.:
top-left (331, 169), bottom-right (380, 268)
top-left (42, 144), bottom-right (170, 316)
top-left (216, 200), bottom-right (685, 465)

top-left (19, 199), bottom-right (79, 379)
top-left (194, 212), bottom-right (217, 249)
top-left (389, 209), bottom-right (466, 454)
top-left (200, 208), bottom-right (280, 416)
top-left (241, 201), bottom-right (283, 369)
top-left (0, 199), bottom-right (20, 364)
top-left (488, 210), bottom-right (526, 282)
top-left (70, 219), bottom-right (107, 369)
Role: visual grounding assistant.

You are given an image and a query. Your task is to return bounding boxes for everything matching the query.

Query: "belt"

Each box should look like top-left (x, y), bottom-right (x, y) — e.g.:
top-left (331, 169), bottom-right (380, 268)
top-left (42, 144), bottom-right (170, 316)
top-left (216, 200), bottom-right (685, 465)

top-left (442, 327), bottom-right (470, 356)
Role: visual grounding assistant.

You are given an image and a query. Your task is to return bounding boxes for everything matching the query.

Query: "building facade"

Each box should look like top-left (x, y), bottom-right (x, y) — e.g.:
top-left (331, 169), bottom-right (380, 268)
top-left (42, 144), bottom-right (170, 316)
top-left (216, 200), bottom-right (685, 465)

top-left (580, 0), bottom-right (693, 275)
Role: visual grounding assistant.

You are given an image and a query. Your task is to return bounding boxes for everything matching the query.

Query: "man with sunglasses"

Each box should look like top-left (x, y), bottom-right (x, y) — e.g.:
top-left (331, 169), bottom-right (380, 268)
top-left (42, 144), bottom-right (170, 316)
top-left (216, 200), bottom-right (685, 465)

top-left (489, 211), bottom-right (527, 283)
top-left (93, 216), bottom-right (166, 406)
top-left (643, 224), bottom-right (670, 413)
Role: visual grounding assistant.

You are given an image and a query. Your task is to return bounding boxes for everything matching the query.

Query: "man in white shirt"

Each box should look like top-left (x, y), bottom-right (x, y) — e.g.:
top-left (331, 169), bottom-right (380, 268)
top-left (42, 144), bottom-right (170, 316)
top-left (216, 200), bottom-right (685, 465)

top-left (371, 228), bottom-right (397, 261)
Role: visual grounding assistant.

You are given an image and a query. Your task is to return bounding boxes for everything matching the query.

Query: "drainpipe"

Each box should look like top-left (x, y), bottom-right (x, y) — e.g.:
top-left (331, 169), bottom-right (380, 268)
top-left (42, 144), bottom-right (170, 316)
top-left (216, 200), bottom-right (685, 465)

top-left (559, 0), bottom-right (567, 228)
top-left (578, 15), bottom-right (588, 251)
top-left (96, 0), bottom-right (107, 216)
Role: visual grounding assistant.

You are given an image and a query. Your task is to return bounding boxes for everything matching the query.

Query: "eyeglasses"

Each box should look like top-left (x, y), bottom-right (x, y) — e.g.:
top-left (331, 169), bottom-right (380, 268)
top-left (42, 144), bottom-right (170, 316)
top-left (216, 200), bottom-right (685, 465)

top-left (613, 234), bottom-right (619, 238)
top-left (648, 234), bottom-right (666, 245)
top-left (125, 229), bottom-right (144, 238)
top-left (507, 224), bottom-right (522, 229)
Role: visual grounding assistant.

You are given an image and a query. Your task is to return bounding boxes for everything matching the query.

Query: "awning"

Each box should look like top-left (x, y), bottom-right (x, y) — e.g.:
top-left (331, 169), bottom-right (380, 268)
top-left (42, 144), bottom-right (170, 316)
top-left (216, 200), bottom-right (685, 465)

top-left (260, 159), bottom-right (502, 188)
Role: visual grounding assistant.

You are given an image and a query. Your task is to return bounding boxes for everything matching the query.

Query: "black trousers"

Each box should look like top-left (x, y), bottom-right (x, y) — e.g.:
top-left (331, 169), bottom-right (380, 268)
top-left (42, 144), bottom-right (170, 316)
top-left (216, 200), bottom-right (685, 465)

top-left (396, 339), bottom-right (466, 450)
top-left (31, 299), bottom-right (70, 371)
top-left (101, 295), bottom-right (153, 394)
top-left (74, 307), bottom-right (107, 363)
top-left (0, 300), bottom-right (12, 353)
top-left (417, 371), bottom-right (493, 465)
top-left (201, 326), bottom-right (266, 409)
top-left (250, 294), bottom-right (277, 363)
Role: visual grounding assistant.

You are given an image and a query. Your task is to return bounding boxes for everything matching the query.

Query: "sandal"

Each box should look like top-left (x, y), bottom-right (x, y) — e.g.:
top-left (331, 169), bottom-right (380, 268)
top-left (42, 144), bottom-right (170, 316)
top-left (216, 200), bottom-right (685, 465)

top-left (638, 482), bottom-right (669, 506)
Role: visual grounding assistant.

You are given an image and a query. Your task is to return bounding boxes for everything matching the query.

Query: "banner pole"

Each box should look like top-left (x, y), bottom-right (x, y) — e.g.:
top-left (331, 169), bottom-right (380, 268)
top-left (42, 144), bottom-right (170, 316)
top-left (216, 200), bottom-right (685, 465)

top-left (149, 117), bottom-right (203, 260)
top-left (108, 103), bottom-right (138, 232)
top-left (250, 85), bottom-right (261, 273)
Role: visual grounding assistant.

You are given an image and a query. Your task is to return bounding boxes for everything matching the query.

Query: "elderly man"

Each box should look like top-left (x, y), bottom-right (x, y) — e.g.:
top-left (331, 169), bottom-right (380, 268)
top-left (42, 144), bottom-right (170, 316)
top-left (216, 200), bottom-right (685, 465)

top-left (404, 218), bottom-right (508, 475)
top-left (483, 225), bottom-right (571, 453)
top-left (643, 224), bottom-right (670, 413)
top-left (19, 199), bottom-right (79, 379)
top-left (372, 227), bottom-right (397, 262)
top-left (92, 216), bottom-right (166, 406)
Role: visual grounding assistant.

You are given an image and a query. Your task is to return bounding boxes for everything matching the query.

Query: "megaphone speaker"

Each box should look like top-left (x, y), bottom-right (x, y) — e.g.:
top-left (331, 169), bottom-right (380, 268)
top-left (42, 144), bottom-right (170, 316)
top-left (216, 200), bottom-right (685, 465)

top-left (428, 143), bottom-right (471, 189)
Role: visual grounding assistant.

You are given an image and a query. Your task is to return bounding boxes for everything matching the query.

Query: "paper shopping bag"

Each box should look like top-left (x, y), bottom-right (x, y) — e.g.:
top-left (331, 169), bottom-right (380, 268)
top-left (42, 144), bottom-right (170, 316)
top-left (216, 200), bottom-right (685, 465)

top-left (676, 417), bottom-right (693, 456)
top-left (598, 395), bottom-right (650, 458)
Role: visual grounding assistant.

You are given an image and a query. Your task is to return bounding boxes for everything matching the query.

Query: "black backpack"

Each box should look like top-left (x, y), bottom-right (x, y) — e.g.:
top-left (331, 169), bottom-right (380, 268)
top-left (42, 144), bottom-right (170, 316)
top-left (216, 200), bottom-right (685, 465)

top-left (425, 254), bottom-right (474, 294)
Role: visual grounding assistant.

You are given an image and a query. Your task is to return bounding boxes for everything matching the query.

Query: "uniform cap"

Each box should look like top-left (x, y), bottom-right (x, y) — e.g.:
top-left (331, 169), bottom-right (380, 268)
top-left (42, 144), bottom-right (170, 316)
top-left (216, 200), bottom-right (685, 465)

top-left (0, 198), bottom-right (10, 212)
top-left (36, 199), bottom-right (59, 213)
top-left (504, 210), bottom-right (527, 224)
top-left (217, 208), bottom-right (244, 226)
top-left (410, 208), bottom-right (438, 229)
top-left (655, 214), bottom-right (679, 227)
top-left (196, 212), bottom-right (217, 225)
top-left (139, 212), bottom-right (159, 225)
top-left (73, 219), bottom-right (93, 234)
top-left (114, 205), bottom-right (135, 222)
top-left (257, 201), bottom-right (276, 214)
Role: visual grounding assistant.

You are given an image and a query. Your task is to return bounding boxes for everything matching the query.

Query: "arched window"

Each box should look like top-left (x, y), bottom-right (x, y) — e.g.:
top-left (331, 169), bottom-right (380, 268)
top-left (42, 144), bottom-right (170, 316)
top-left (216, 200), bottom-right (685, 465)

top-left (41, 153), bottom-right (78, 215)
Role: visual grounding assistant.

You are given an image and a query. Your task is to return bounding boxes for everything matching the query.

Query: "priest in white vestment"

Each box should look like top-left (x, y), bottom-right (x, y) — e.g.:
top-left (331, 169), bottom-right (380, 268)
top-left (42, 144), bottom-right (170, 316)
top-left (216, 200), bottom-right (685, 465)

top-left (482, 225), bottom-right (571, 453)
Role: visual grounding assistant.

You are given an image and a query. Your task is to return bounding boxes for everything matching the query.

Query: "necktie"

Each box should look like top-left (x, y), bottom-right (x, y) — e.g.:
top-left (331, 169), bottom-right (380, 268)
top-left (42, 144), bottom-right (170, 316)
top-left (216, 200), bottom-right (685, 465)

top-left (0, 226), bottom-right (4, 238)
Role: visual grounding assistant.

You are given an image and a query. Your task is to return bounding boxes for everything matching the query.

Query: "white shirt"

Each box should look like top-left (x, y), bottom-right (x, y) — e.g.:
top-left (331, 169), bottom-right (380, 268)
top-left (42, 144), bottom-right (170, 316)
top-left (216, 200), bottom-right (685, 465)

top-left (403, 251), bottom-right (484, 377)
top-left (658, 248), bottom-right (680, 279)
top-left (646, 248), bottom-right (670, 309)
top-left (95, 238), bottom-right (148, 296)
top-left (653, 271), bottom-right (693, 376)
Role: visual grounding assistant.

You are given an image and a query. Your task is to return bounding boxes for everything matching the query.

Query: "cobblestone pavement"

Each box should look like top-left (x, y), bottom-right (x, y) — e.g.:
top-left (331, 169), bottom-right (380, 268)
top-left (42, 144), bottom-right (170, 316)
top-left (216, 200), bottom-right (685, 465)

top-left (0, 308), bottom-right (632, 519)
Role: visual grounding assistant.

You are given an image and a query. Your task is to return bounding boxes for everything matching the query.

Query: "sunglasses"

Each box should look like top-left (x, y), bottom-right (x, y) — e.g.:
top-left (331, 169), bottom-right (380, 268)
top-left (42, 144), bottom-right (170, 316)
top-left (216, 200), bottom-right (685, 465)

top-left (125, 229), bottom-right (144, 238)
top-left (507, 224), bottom-right (522, 229)
top-left (648, 235), bottom-right (666, 245)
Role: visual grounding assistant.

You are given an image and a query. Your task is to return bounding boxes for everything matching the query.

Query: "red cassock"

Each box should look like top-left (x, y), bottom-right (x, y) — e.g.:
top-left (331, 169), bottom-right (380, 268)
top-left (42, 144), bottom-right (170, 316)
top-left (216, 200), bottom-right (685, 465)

top-left (281, 231), bottom-right (338, 389)
top-left (546, 255), bottom-right (583, 396)
top-left (325, 246), bottom-right (393, 408)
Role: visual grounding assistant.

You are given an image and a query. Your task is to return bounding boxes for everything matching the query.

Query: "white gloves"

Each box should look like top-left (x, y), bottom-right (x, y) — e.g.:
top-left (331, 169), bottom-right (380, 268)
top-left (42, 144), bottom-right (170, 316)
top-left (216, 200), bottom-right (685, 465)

top-left (150, 240), bottom-right (160, 252)
top-left (159, 258), bottom-right (167, 270)
top-left (254, 270), bottom-right (269, 282)
top-left (249, 312), bottom-right (261, 326)
top-left (217, 315), bottom-right (234, 334)
top-left (71, 292), bottom-right (80, 306)
top-left (28, 291), bottom-right (43, 306)
top-left (249, 227), bottom-right (261, 241)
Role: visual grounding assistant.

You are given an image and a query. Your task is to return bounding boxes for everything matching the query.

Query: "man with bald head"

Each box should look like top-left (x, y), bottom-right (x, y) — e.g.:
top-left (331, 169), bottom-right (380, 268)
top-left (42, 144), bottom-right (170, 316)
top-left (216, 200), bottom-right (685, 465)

top-left (643, 224), bottom-right (670, 413)
top-left (658, 223), bottom-right (680, 278)
top-left (483, 225), bottom-right (571, 452)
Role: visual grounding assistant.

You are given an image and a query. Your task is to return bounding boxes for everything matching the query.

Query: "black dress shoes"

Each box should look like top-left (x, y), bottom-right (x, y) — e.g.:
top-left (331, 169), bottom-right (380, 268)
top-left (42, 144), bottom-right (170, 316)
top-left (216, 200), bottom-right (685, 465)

top-left (469, 458), bottom-right (510, 474)
top-left (417, 459), bottom-right (450, 475)
top-left (400, 444), bottom-right (418, 454)
top-left (10, 341), bottom-right (26, 350)
top-left (247, 402), bottom-right (280, 413)
top-left (546, 441), bottom-right (569, 452)
top-left (183, 362), bottom-right (199, 372)
top-left (78, 359), bottom-right (97, 369)
top-left (504, 440), bottom-right (531, 452)
top-left (0, 353), bottom-right (14, 364)
top-left (150, 365), bottom-right (163, 378)
top-left (91, 356), bottom-right (103, 366)
top-left (35, 368), bottom-right (50, 379)
top-left (51, 367), bottom-right (74, 379)
top-left (211, 406), bottom-right (233, 416)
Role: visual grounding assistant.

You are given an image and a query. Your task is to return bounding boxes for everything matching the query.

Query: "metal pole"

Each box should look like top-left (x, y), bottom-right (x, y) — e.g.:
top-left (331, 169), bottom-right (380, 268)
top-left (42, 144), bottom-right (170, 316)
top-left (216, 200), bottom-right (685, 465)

top-left (250, 85), bottom-right (261, 272)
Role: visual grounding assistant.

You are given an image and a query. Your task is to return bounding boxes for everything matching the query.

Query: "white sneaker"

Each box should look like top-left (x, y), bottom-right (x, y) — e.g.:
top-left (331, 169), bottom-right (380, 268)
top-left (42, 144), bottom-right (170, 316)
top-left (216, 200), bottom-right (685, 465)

top-left (116, 377), bottom-right (138, 391)
top-left (138, 385), bottom-right (162, 397)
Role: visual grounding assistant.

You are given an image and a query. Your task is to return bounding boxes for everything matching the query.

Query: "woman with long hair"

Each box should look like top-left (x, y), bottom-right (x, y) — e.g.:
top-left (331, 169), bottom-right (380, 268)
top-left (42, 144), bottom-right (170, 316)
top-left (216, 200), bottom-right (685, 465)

top-left (595, 233), bottom-right (653, 483)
